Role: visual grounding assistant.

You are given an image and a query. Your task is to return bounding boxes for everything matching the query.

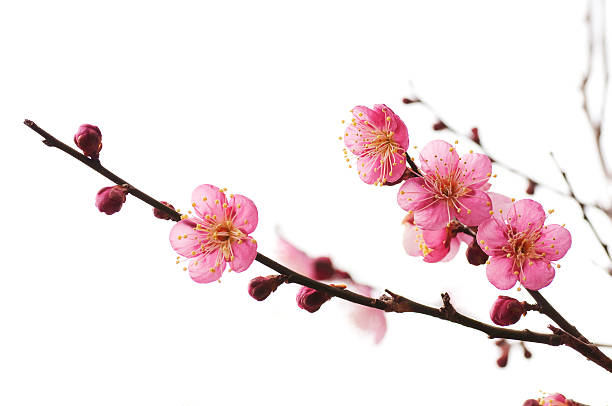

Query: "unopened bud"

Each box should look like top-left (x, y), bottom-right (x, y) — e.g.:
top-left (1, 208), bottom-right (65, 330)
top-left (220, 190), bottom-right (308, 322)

top-left (402, 97), bottom-right (418, 104)
top-left (526, 179), bottom-right (537, 195)
top-left (74, 124), bottom-right (102, 159)
top-left (95, 185), bottom-right (128, 215)
top-left (470, 127), bottom-right (480, 145)
top-left (466, 238), bottom-right (488, 265)
top-left (248, 275), bottom-right (286, 301)
top-left (490, 296), bottom-right (525, 326)
top-left (432, 120), bottom-right (447, 131)
top-left (522, 400), bottom-right (540, 406)
top-left (153, 201), bottom-right (176, 220)
top-left (312, 257), bottom-right (335, 280)
top-left (296, 287), bottom-right (331, 313)
top-left (495, 339), bottom-right (510, 368)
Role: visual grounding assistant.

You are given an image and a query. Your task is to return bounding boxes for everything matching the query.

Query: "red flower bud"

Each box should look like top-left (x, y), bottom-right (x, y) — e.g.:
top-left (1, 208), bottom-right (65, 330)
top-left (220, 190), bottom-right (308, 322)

top-left (402, 97), bottom-right (417, 104)
top-left (526, 179), bottom-right (537, 195)
top-left (95, 185), bottom-right (128, 215)
top-left (248, 275), bottom-right (286, 301)
top-left (153, 201), bottom-right (175, 220)
top-left (522, 400), bottom-right (540, 406)
top-left (466, 238), bottom-right (489, 265)
top-left (74, 124), bottom-right (102, 159)
top-left (470, 127), bottom-right (480, 145)
top-left (312, 257), bottom-right (335, 280)
top-left (490, 296), bottom-right (525, 326)
top-left (296, 287), bottom-right (331, 313)
top-left (432, 120), bottom-right (447, 131)
top-left (495, 339), bottom-right (511, 368)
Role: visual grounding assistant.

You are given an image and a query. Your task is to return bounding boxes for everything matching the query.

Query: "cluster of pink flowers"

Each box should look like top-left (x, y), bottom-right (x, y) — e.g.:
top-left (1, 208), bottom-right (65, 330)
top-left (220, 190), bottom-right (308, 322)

top-left (342, 103), bottom-right (573, 327)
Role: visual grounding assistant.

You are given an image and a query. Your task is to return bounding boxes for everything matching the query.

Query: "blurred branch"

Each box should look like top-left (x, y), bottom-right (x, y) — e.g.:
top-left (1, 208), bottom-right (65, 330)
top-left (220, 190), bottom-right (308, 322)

top-left (550, 152), bottom-right (612, 271)
top-left (403, 94), bottom-right (610, 216)
top-left (582, 0), bottom-right (611, 181)
top-left (22, 119), bottom-right (612, 373)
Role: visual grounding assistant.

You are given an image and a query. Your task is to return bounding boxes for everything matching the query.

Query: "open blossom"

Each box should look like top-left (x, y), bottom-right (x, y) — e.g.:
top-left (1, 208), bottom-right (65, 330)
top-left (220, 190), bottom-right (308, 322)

top-left (477, 199), bottom-right (571, 290)
top-left (170, 184), bottom-right (258, 284)
top-left (403, 214), bottom-right (472, 263)
top-left (397, 140), bottom-right (493, 230)
top-left (344, 104), bottom-right (409, 185)
top-left (524, 393), bottom-right (570, 406)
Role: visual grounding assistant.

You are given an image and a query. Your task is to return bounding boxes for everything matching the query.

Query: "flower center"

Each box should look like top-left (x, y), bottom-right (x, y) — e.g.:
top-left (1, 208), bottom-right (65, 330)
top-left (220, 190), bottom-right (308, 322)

top-left (195, 218), bottom-right (246, 263)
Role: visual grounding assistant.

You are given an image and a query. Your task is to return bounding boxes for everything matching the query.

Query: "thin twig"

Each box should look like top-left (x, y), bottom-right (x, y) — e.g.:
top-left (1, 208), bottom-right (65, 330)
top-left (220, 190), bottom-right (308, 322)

top-left (404, 95), bottom-right (607, 215)
top-left (22, 119), bottom-right (612, 373)
top-left (582, 0), bottom-right (611, 180)
top-left (550, 152), bottom-right (612, 267)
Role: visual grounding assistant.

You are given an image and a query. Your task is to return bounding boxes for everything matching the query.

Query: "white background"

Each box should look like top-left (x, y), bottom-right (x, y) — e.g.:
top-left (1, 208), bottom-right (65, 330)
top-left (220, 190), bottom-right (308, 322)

top-left (1, 1), bottom-right (611, 404)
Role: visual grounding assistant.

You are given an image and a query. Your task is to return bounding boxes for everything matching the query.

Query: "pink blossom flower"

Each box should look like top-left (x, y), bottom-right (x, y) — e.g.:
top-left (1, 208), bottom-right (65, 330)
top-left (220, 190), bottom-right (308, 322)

top-left (402, 215), bottom-right (472, 263)
top-left (524, 394), bottom-right (570, 406)
top-left (477, 199), bottom-right (571, 290)
top-left (95, 185), bottom-right (128, 215)
top-left (397, 140), bottom-right (493, 230)
top-left (170, 184), bottom-right (258, 284)
top-left (344, 104), bottom-right (409, 185)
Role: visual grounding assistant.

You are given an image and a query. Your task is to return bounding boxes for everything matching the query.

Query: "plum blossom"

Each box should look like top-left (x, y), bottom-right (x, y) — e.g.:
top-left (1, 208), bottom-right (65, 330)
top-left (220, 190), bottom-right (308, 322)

top-left (397, 140), bottom-right (493, 230)
top-left (95, 185), bottom-right (128, 215)
top-left (277, 237), bottom-right (350, 280)
top-left (490, 296), bottom-right (525, 326)
top-left (343, 104), bottom-right (409, 186)
top-left (74, 124), bottom-right (102, 159)
top-left (170, 184), bottom-right (258, 284)
top-left (477, 199), bottom-right (571, 290)
top-left (523, 393), bottom-right (571, 406)
top-left (402, 214), bottom-right (472, 263)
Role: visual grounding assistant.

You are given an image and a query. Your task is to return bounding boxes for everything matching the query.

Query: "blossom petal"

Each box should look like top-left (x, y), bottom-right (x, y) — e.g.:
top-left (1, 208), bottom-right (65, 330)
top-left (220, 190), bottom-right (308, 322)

top-left (458, 152), bottom-right (492, 189)
top-left (191, 184), bottom-right (228, 220)
top-left (521, 259), bottom-right (555, 290)
top-left (397, 177), bottom-right (435, 212)
top-left (356, 155), bottom-right (381, 184)
top-left (386, 153), bottom-right (407, 184)
top-left (402, 223), bottom-right (423, 257)
top-left (277, 237), bottom-right (316, 277)
top-left (413, 200), bottom-right (453, 230)
top-left (419, 140), bottom-right (459, 178)
top-left (229, 238), bottom-right (258, 273)
top-left (169, 218), bottom-right (203, 258)
top-left (536, 224), bottom-right (572, 261)
top-left (421, 228), bottom-right (451, 263)
top-left (477, 217), bottom-right (508, 253)
top-left (352, 105), bottom-right (385, 129)
top-left (440, 236), bottom-right (461, 262)
top-left (455, 190), bottom-right (493, 226)
top-left (374, 104), bottom-right (409, 148)
top-left (486, 256), bottom-right (518, 290)
top-left (488, 192), bottom-right (513, 217)
top-left (344, 123), bottom-right (366, 155)
top-left (229, 194), bottom-right (258, 234)
top-left (507, 199), bottom-right (545, 233)
top-left (350, 284), bottom-right (387, 345)
top-left (189, 252), bottom-right (225, 284)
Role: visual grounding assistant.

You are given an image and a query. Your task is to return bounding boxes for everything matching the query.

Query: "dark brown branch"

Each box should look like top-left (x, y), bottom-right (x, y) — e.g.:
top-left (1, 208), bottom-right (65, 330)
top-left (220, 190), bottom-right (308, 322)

top-left (24, 120), bottom-right (182, 222)
top-left (550, 152), bottom-right (612, 267)
top-left (22, 119), bottom-right (612, 373)
top-left (549, 325), bottom-right (612, 373)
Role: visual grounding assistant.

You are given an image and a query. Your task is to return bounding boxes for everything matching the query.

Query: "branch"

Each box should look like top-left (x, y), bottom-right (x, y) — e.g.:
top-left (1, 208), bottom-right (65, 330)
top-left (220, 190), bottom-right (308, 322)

top-left (550, 152), bottom-right (612, 268)
top-left (22, 120), bottom-right (612, 373)
top-left (404, 95), bottom-right (607, 215)
top-left (582, 0), bottom-right (611, 180)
